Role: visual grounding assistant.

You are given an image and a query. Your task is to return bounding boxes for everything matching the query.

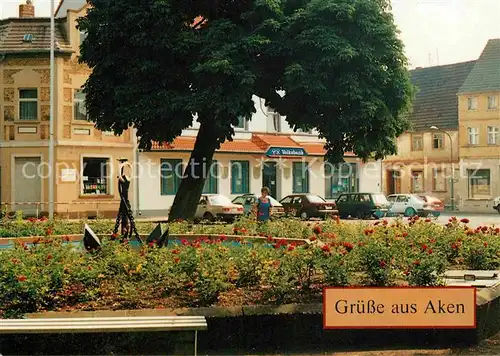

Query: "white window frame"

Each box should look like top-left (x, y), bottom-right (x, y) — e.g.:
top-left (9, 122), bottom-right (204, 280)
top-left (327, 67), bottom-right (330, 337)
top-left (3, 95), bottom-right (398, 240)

top-left (297, 128), bottom-right (313, 134)
top-left (468, 169), bottom-right (491, 199)
top-left (467, 97), bottom-right (478, 111)
top-left (487, 126), bottom-right (499, 145)
top-left (267, 107), bottom-right (281, 133)
top-left (73, 88), bottom-right (88, 121)
top-left (432, 133), bottom-right (444, 149)
top-left (411, 135), bottom-right (423, 151)
top-left (234, 116), bottom-right (248, 130)
top-left (488, 96), bottom-right (498, 110)
top-left (80, 155), bottom-right (113, 196)
top-left (19, 88), bottom-right (38, 121)
top-left (467, 127), bottom-right (479, 145)
top-left (80, 30), bottom-right (87, 47)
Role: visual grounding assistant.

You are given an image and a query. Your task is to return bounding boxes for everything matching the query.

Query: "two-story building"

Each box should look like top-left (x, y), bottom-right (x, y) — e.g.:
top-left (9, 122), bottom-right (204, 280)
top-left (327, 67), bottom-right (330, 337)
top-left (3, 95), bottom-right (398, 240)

top-left (456, 39), bottom-right (500, 213)
top-left (0, 0), bottom-right (135, 217)
top-left (1, 0), bottom-right (383, 218)
top-left (139, 100), bottom-right (383, 216)
top-left (382, 60), bottom-right (475, 207)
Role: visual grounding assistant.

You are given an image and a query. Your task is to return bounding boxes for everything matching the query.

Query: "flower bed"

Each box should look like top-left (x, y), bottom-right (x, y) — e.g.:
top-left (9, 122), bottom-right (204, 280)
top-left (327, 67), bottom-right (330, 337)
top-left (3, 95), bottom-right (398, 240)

top-left (0, 215), bottom-right (311, 239)
top-left (0, 216), bottom-right (499, 319)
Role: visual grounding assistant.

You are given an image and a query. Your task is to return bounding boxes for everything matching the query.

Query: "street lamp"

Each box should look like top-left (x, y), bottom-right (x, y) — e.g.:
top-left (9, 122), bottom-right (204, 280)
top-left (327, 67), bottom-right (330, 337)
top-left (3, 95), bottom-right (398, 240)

top-left (48, 0), bottom-right (55, 219)
top-left (430, 126), bottom-right (454, 211)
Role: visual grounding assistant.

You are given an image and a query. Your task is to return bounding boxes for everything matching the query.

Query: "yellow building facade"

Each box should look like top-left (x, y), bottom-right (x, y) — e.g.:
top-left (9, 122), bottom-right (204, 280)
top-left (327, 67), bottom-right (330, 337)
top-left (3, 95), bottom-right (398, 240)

top-left (383, 60), bottom-right (476, 209)
top-left (0, 1), bottom-right (135, 217)
top-left (456, 39), bottom-right (500, 212)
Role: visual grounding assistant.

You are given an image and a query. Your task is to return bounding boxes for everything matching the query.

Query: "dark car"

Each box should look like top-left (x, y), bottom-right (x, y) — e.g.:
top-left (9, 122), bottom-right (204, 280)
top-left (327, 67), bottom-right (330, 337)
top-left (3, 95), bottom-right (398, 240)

top-left (336, 192), bottom-right (391, 219)
top-left (279, 194), bottom-right (338, 220)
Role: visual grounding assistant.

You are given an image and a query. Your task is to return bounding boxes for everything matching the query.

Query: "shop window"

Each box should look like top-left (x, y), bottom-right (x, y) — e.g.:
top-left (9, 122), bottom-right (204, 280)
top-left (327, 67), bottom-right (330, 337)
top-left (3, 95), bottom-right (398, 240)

top-left (82, 157), bottom-right (109, 195)
top-left (324, 163), bottom-right (359, 199)
top-left (468, 169), bottom-right (490, 199)
top-left (160, 159), bottom-right (183, 195)
top-left (203, 160), bottom-right (218, 194)
top-left (293, 162), bottom-right (309, 193)
top-left (231, 160), bottom-right (249, 194)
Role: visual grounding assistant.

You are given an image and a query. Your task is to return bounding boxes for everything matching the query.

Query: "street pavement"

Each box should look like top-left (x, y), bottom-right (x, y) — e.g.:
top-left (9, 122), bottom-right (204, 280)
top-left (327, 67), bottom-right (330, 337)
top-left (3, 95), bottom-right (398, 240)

top-left (371, 212), bottom-right (500, 228)
top-left (136, 212), bottom-right (500, 228)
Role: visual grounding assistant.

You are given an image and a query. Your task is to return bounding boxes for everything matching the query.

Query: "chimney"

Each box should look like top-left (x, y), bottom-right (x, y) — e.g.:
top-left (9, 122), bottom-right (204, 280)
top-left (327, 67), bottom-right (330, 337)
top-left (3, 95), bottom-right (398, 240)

top-left (19, 0), bottom-right (35, 18)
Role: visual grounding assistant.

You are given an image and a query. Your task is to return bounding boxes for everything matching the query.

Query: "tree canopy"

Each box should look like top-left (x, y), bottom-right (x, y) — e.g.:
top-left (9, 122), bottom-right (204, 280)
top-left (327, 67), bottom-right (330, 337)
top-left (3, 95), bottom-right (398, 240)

top-left (78, 0), bottom-right (414, 220)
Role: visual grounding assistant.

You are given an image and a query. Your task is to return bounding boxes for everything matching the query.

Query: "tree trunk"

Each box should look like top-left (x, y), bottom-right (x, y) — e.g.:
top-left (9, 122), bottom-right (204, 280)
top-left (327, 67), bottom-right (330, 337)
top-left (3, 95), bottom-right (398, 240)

top-left (167, 121), bottom-right (219, 221)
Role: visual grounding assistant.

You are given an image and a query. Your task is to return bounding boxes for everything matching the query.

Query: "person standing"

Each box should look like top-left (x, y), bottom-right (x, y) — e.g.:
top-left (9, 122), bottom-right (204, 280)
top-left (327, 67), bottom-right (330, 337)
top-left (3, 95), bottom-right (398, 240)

top-left (256, 187), bottom-right (272, 222)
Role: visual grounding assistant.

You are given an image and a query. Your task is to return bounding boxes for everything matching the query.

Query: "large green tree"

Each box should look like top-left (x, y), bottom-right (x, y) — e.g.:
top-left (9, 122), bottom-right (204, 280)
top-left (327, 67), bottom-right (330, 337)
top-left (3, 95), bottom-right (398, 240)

top-left (78, 0), bottom-right (414, 221)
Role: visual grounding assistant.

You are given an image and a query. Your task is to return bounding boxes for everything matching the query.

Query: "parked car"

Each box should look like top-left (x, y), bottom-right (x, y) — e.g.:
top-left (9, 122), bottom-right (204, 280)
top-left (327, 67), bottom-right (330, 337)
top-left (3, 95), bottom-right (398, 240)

top-left (279, 194), bottom-right (338, 220)
top-left (336, 193), bottom-right (391, 219)
top-left (493, 196), bottom-right (500, 213)
top-left (387, 194), bottom-right (436, 217)
top-left (194, 194), bottom-right (243, 222)
top-left (419, 195), bottom-right (444, 215)
top-left (231, 194), bottom-right (285, 218)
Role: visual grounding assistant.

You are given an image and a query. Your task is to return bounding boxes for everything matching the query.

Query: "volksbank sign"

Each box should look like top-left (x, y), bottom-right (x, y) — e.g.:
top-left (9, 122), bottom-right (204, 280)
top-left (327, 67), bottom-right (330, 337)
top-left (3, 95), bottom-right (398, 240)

top-left (266, 147), bottom-right (307, 156)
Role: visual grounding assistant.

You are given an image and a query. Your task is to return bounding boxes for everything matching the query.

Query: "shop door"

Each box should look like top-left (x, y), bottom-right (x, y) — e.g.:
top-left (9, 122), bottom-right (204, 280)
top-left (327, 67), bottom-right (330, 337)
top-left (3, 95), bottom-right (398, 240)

top-left (386, 170), bottom-right (401, 195)
top-left (262, 162), bottom-right (277, 198)
top-left (14, 157), bottom-right (41, 217)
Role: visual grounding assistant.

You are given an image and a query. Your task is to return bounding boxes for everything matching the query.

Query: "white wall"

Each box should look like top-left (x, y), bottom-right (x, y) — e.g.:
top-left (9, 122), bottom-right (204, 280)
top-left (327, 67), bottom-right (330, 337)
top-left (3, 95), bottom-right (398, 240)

top-left (359, 160), bottom-right (383, 193)
top-left (181, 95), bottom-right (319, 137)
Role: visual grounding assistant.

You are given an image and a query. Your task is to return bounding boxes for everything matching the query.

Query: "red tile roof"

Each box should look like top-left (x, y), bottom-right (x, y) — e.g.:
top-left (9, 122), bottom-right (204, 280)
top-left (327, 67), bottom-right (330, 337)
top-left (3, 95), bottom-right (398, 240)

top-left (300, 143), bottom-right (355, 157)
top-left (151, 134), bottom-right (356, 157)
top-left (151, 137), bottom-right (264, 153)
top-left (251, 134), bottom-right (301, 150)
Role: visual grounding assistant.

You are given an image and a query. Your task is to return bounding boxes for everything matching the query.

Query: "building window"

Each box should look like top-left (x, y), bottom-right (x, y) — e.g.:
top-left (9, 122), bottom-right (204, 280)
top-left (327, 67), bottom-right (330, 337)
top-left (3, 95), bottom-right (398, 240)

top-left (324, 163), bottom-right (359, 199)
top-left (74, 89), bottom-right (88, 121)
top-left (160, 159), bottom-right (183, 195)
top-left (432, 168), bottom-right (446, 192)
top-left (487, 126), bottom-right (499, 145)
top-left (231, 160), bottom-right (249, 194)
top-left (234, 116), bottom-right (248, 130)
top-left (468, 169), bottom-right (490, 199)
top-left (19, 89), bottom-right (38, 121)
top-left (467, 97), bottom-right (477, 110)
top-left (293, 162), bottom-right (309, 193)
top-left (267, 108), bottom-right (281, 132)
top-left (411, 170), bottom-right (424, 193)
top-left (411, 135), bottom-right (423, 151)
top-left (297, 128), bottom-right (313, 134)
top-left (80, 30), bottom-right (87, 47)
top-left (488, 96), bottom-right (498, 110)
top-left (432, 133), bottom-right (444, 149)
top-left (467, 127), bottom-right (479, 145)
top-left (82, 157), bottom-right (109, 195)
top-left (203, 160), bottom-right (218, 194)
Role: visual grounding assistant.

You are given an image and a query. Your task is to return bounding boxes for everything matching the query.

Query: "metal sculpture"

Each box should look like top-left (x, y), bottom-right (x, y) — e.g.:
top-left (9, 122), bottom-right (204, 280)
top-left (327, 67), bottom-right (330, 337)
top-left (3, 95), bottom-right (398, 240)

top-left (113, 158), bottom-right (143, 244)
top-left (83, 223), bottom-right (101, 251)
top-left (147, 223), bottom-right (170, 247)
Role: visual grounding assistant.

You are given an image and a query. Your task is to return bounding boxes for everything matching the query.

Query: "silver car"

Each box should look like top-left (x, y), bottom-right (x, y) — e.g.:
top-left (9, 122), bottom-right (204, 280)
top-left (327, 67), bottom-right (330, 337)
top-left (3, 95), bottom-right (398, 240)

top-left (194, 194), bottom-right (244, 222)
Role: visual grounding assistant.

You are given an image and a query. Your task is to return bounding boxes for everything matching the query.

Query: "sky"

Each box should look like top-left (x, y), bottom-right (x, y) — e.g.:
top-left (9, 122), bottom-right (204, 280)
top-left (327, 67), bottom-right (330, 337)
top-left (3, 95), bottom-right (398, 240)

top-left (1, 0), bottom-right (499, 69)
